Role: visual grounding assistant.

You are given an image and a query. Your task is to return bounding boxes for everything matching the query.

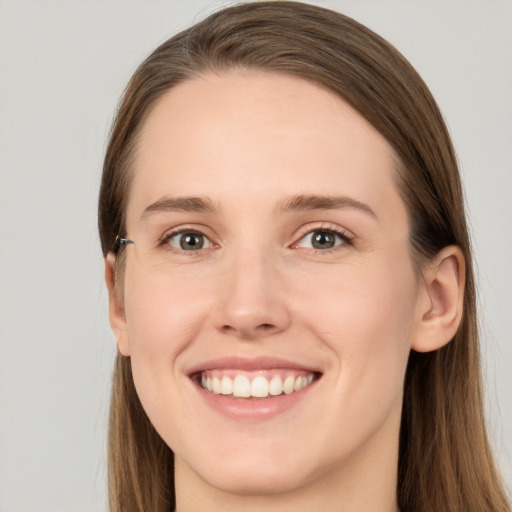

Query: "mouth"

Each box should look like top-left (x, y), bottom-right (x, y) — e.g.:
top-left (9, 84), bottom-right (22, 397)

top-left (187, 357), bottom-right (322, 418)
top-left (193, 369), bottom-right (318, 399)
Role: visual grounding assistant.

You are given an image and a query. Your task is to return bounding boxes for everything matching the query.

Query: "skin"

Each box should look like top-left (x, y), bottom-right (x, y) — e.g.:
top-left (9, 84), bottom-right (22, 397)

top-left (106, 71), bottom-right (465, 512)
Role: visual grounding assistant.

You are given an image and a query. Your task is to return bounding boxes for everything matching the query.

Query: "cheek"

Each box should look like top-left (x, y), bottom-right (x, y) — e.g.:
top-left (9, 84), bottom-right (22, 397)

top-left (121, 267), bottom-right (210, 448)
top-left (123, 264), bottom-right (208, 356)
top-left (121, 265), bottom-right (202, 395)
top-left (298, 254), bottom-right (419, 400)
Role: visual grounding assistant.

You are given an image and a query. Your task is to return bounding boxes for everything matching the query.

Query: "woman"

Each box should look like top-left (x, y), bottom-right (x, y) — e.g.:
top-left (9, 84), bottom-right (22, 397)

top-left (98, 2), bottom-right (510, 511)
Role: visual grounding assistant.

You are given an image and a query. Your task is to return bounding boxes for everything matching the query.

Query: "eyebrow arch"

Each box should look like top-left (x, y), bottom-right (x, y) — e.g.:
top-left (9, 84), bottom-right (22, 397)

top-left (278, 194), bottom-right (377, 218)
top-left (141, 196), bottom-right (218, 219)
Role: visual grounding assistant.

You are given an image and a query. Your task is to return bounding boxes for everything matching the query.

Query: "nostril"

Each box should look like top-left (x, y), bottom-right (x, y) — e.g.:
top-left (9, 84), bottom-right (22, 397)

top-left (220, 322), bottom-right (278, 338)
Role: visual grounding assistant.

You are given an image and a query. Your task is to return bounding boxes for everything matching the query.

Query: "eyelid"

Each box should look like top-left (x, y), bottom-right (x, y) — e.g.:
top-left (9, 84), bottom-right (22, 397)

top-left (159, 225), bottom-right (219, 251)
top-left (290, 223), bottom-right (355, 249)
top-left (156, 222), bottom-right (353, 252)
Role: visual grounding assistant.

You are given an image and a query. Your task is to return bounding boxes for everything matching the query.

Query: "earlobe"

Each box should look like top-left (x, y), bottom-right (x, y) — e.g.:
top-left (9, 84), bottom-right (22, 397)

top-left (411, 246), bottom-right (465, 353)
top-left (105, 253), bottom-right (131, 356)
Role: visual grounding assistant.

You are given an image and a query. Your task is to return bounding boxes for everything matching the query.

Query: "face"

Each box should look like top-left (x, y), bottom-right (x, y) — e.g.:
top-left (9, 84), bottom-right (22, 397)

top-left (114, 71), bottom-right (428, 498)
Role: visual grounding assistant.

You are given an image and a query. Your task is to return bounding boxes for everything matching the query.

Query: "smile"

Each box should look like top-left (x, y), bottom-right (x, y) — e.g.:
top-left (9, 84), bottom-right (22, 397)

top-left (198, 370), bottom-right (316, 398)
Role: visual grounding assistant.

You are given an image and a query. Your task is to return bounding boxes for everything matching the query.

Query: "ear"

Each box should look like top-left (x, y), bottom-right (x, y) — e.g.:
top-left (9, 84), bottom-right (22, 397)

top-left (411, 246), bottom-right (465, 353)
top-left (105, 253), bottom-right (130, 356)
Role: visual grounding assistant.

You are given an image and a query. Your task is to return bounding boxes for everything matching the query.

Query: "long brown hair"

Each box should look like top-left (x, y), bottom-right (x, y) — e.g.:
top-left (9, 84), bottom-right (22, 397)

top-left (98, 2), bottom-right (510, 511)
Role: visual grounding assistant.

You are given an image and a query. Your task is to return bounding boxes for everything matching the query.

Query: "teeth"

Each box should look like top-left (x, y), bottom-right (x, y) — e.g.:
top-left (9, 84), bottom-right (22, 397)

top-left (269, 375), bottom-right (283, 396)
top-left (199, 371), bottom-right (316, 398)
top-left (283, 375), bottom-right (295, 394)
top-left (212, 377), bottom-right (221, 394)
top-left (251, 376), bottom-right (269, 398)
top-left (221, 376), bottom-right (233, 395)
top-left (233, 375), bottom-right (251, 397)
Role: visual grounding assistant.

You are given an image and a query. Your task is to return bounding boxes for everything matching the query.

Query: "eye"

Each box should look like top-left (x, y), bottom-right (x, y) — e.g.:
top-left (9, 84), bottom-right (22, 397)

top-left (165, 230), bottom-right (213, 251)
top-left (295, 228), bottom-right (350, 250)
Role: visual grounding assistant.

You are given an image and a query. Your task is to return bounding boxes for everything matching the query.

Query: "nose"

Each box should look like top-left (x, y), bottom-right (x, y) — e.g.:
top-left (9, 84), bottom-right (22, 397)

top-left (212, 249), bottom-right (292, 340)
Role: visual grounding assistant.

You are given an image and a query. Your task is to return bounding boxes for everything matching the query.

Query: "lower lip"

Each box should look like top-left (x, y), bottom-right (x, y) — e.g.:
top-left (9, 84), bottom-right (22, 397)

top-left (191, 378), bottom-right (319, 420)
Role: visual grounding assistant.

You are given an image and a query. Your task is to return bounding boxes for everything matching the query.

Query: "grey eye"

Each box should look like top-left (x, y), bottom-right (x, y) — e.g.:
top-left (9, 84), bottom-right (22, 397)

top-left (167, 231), bottom-right (212, 251)
top-left (296, 229), bottom-right (345, 250)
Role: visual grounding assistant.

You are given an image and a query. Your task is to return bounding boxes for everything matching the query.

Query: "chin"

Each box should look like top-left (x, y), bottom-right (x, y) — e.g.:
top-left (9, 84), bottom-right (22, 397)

top-left (174, 435), bottom-right (327, 497)
top-left (194, 459), bottom-right (315, 496)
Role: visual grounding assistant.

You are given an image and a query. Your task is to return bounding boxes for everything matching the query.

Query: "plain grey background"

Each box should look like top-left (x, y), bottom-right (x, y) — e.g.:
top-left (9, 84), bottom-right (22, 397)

top-left (0, 1), bottom-right (510, 511)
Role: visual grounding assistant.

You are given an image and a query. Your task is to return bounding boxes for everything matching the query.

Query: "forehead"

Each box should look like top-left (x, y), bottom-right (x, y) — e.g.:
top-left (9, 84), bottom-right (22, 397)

top-left (127, 70), bottom-right (404, 227)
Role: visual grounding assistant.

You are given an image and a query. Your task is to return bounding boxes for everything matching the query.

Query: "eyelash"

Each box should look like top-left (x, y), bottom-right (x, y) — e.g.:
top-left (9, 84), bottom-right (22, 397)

top-left (159, 228), bottom-right (215, 253)
top-left (290, 224), bottom-right (354, 254)
top-left (158, 224), bottom-right (354, 254)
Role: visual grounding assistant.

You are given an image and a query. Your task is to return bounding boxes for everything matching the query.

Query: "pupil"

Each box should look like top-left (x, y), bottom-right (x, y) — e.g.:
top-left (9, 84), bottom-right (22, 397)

top-left (180, 233), bottom-right (203, 250)
top-left (312, 231), bottom-right (335, 249)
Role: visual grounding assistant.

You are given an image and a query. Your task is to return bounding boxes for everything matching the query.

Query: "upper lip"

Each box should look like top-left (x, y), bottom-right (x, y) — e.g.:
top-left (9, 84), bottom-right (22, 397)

top-left (187, 356), bottom-right (322, 376)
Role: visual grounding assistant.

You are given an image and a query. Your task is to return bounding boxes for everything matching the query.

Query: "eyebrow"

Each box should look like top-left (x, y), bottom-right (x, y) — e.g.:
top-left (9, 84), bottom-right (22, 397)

top-left (141, 196), bottom-right (218, 219)
top-left (140, 193), bottom-right (377, 220)
top-left (278, 194), bottom-right (377, 218)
